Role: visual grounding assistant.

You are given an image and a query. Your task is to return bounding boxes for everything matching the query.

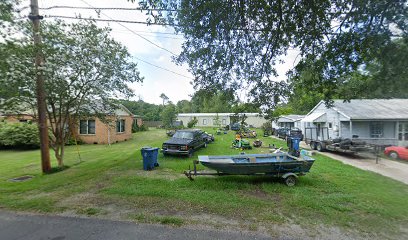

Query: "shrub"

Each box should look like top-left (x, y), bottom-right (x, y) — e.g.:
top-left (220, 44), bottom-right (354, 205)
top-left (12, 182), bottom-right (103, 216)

top-left (0, 122), bottom-right (40, 149)
top-left (66, 136), bottom-right (83, 146)
top-left (132, 123), bottom-right (148, 133)
top-left (187, 118), bottom-right (198, 128)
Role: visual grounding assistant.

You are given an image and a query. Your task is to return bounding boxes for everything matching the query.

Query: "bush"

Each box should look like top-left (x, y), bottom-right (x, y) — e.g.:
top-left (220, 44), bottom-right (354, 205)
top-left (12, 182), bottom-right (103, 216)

top-left (66, 136), bottom-right (83, 146)
top-left (0, 122), bottom-right (40, 149)
top-left (132, 123), bottom-right (148, 133)
top-left (187, 118), bottom-right (198, 128)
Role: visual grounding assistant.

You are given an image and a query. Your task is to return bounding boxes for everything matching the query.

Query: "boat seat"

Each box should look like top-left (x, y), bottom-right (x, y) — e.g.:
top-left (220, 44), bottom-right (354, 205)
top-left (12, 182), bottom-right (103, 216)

top-left (249, 157), bottom-right (256, 163)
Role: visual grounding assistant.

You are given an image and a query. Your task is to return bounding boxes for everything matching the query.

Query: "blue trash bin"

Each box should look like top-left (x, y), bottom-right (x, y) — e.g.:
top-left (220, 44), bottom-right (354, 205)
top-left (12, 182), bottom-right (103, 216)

top-left (141, 147), bottom-right (159, 170)
top-left (151, 147), bottom-right (159, 167)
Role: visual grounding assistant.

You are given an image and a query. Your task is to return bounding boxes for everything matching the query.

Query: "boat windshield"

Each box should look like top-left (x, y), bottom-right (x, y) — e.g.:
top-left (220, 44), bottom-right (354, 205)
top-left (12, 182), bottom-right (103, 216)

top-left (173, 131), bottom-right (194, 139)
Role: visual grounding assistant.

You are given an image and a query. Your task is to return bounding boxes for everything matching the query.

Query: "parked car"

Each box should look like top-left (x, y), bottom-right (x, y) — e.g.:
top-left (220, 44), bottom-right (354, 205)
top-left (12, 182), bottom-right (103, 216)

top-left (276, 128), bottom-right (303, 141)
top-left (384, 146), bottom-right (408, 160)
top-left (230, 122), bottom-right (241, 131)
top-left (162, 129), bottom-right (207, 157)
top-left (201, 131), bottom-right (215, 143)
top-left (275, 128), bottom-right (289, 139)
top-left (288, 128), bottom-right (304, 141)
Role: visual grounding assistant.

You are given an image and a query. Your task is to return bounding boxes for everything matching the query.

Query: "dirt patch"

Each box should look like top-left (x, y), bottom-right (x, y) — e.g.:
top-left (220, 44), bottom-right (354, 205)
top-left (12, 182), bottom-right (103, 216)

top-left (8, 175), bottom-right (34, 182)
top-left (242, 188), bottom-right (270, 200)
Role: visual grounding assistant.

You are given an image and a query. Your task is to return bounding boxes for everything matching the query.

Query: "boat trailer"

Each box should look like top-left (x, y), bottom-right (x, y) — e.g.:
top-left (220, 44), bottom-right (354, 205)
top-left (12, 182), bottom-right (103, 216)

top-left (183, 159), bottom-right (304, 187)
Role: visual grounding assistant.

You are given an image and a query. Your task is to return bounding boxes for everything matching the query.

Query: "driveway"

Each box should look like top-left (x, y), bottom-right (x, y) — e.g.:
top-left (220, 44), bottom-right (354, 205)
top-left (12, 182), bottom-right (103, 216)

top-left (299, 141), bottom-right (408, 185)
top-left (0, 210), bottom-right (273, 240)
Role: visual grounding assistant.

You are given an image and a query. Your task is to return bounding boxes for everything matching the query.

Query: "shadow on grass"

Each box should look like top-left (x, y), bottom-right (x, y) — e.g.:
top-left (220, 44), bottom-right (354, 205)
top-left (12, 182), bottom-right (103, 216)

top-left (44, 165), bottom-right (71, 175)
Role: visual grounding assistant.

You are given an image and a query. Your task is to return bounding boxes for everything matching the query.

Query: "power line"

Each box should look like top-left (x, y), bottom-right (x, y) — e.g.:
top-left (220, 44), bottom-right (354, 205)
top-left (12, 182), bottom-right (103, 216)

top-left (133, 56), bottom-right (193, 80)
top-left (76, 0), bottom-right (190, 79)
top-left (39, 5), bottom-right (177, 12)
top-left (111, 30), bottom-right (183, 40)
top-left (112, 29), bottom-right (180, 36)
top-left (77, 0), bottom-right (178, 56)
top-left (45, 14), bottom-right (177, 27)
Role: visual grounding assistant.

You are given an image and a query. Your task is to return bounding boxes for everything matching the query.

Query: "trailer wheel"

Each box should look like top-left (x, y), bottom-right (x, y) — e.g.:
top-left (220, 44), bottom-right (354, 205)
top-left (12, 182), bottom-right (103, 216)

top-left (316, 143), bottom-right (324, 152)
top-left (284, 176), bottom-right (297, 187)
top-left (310, 142), bottom-right (317, 150)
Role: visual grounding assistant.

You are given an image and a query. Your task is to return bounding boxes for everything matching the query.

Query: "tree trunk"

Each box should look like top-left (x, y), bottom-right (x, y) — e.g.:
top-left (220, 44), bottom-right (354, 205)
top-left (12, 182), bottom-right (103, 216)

top-left (54, 143), bottom-right (64, 168)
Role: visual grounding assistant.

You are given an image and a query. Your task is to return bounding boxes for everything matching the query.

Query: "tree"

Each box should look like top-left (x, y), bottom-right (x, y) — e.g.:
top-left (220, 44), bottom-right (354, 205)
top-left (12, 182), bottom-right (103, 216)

top-left (161, 103), bottom-right (177, 128)
top-left (0, 20), bottom-right (143, 167)
top-left (190, 89), bottom-right (236, 113)
top-left (159, 93), bottom-right (169, 106)
top-left (119, 99), bottom-right (163, 121)
top-left (176, 99), bottom-right (192, 113)
top-left (187, 117), bottom-right (198, 128)
top-left (213, 113), bottom-right (221, 128)
top-left (0, 0), bottom-right (15, 23)
top-left (137, 0), bottom-right (407, 111)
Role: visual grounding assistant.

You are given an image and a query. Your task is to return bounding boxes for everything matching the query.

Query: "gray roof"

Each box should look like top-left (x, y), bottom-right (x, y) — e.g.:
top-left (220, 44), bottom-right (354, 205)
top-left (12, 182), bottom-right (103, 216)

top-left (277, 115), bottom-right (305, 122)
top-left (332, 99), bottom-right (408, 120)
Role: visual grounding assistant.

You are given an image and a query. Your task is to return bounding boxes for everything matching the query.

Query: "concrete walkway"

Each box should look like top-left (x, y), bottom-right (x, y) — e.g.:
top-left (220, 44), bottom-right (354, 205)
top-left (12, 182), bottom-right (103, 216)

top-left (0, 210), bottom-right (273, 240)
top-left (299, 141), bottom-right (408, 185)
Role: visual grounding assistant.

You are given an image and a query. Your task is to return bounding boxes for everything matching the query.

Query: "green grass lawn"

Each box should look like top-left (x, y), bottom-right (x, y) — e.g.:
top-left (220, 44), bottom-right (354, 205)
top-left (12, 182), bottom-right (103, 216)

top-left (0, 128), bottom-right (407, 239)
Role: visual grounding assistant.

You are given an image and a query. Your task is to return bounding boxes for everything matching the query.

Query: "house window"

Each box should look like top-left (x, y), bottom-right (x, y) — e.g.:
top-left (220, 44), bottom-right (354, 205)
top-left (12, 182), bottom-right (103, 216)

top-left (203, 119), bottom-right (207, 125)
top-left (80, 120), bottom-right (95, 134)
top-left (370, 122), bottom-right (383, 138)
top-left (328, 122), bottom-right (333, 129)
top-left (116, 119), bottom-right (125, 133)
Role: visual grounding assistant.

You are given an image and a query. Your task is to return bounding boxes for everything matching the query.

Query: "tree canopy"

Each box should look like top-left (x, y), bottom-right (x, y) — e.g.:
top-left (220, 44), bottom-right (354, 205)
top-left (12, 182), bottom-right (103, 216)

top-left (137, 0), bottom-right (407, 111)
top-left (1, 20), bottom-right (143, 166)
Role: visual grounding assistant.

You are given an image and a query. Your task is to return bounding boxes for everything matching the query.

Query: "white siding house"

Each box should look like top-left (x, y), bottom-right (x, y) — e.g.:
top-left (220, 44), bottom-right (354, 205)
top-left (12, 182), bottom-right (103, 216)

top-left (177, 113), bottom-right (268, 128)
top-left (276, 115), bottom-right (305, 129)
top-left (301, 99), bottom-right (408, 146)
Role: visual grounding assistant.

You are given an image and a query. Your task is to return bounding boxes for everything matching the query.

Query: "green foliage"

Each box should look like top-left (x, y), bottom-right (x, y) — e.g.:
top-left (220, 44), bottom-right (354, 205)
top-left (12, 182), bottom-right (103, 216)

top-left (159, 93), bottom-right (169, 106)
top-left (132, 123), bottom-right (148, 133)
top-left (0, 20), bottom-right (143, 166)
top-left (176, 100), bottom-right (192, 113)
top-left (0, 122), bottom-right (40, 149)
top-left (138, 0), bottom-right (407, 111)
top-left (190, 89), bottom-right (236, 113)
top-left (187, 117), bottom-right (198, 128)
top-left (261, 122), bottom-right (273, 132)
top-left (231, 102), bottom-right (260, 114)
top-left (65, 136), bottom-right (83, 146)
top-left (1, 129), bottom-right (408, 238)
top-left (0, 0), bottom-right (18, 23)
top-left (120, 99), bottom-right (163, 121)
top-left (161, 103), bottom-right (177, 128)
top-left (213, 114), bottom-right (221, 128)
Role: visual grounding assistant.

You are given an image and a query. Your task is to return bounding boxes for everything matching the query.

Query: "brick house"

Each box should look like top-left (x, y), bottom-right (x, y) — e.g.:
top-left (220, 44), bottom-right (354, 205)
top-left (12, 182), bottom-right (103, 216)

top-left (1, 105), bottom-right (141, 145)
top-left (71, 106), bottom-right (135, 144)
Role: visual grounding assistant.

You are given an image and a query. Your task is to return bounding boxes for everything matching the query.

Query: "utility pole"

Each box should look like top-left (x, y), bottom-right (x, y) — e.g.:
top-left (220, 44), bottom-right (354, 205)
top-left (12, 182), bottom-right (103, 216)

top-left (29, 0), bottom-right (51, 173)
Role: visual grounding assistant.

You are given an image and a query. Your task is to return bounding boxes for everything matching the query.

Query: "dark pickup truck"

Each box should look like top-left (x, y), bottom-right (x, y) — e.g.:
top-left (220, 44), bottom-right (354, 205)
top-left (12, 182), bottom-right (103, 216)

top-left (162, 129), bottom-right (207, 157)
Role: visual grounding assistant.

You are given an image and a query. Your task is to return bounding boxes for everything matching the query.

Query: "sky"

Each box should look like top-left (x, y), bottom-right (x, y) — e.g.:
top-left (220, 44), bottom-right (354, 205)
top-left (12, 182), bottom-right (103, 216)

top-left (22, 0), bottom-right (299, 105)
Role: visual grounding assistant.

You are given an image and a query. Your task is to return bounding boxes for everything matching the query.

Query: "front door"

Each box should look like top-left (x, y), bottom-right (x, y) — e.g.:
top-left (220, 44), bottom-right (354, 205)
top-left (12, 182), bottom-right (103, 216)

top-left (398, 122), bottom-right (408, 146)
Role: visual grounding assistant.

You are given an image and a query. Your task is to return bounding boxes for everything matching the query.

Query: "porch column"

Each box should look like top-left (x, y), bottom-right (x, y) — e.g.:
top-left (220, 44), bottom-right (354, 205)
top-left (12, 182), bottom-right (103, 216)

top-left (350, 121), bottom-right (353, 138)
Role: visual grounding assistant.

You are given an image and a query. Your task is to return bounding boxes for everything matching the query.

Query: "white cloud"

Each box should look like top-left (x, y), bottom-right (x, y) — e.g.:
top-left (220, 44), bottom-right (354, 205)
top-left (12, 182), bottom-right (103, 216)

top-left (26, 0), bottom-right (299, 105)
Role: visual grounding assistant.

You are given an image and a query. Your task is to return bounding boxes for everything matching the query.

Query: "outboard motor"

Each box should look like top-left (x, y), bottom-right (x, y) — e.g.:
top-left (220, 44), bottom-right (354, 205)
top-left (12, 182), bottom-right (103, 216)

top-left (287, 137), bottom-right (301, 157)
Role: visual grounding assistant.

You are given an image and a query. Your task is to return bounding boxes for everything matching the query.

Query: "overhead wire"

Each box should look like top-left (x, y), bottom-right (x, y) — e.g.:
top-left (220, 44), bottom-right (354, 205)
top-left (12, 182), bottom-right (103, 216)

top-left (77, 0), bottom-right (178, 56)
top-left (39, 0), bottom-right (193, 81)
top-left (133, 56), bottom-right (193, 80)
top-left (45, 15), bottom-right (177, 27)
top-left (39, 5), bottom-right (178, 12)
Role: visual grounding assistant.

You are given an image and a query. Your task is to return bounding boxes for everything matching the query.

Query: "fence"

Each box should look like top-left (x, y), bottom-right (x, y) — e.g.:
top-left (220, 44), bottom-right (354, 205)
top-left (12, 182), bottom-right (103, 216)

top-left (144, 121), bottom-right (163, 127)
